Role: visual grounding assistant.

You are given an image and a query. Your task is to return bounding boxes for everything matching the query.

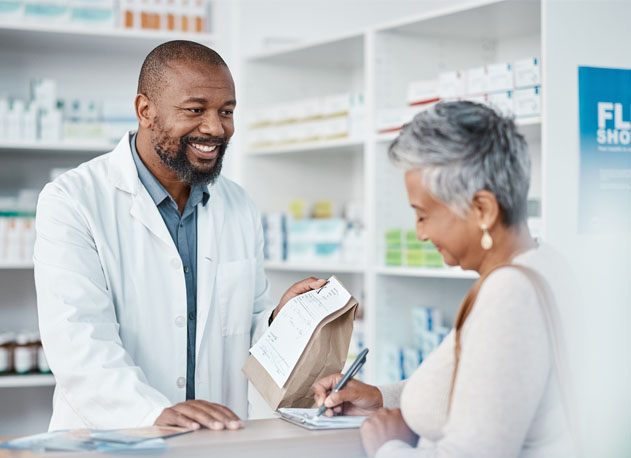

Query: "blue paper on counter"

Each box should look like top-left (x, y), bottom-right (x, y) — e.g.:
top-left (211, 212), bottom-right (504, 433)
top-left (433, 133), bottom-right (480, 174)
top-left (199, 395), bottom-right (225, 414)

top-left (0, 426), bottom-right (190, 453)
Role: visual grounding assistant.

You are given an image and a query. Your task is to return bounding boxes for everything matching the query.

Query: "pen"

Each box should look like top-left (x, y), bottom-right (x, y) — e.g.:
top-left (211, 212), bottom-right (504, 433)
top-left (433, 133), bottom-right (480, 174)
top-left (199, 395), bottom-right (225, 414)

top-left (315, 347), bottom-right (369, 417)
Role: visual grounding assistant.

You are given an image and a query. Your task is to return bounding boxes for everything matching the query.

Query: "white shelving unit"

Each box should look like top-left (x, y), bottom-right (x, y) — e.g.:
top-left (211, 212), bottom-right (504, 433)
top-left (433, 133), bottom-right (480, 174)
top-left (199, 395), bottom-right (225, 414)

top-left (264, 261), bottom-right (364, 274)
top-left (0, 374), bottom-right (55, 388)
top-left (239, 0), bottom-right (542, 385)
top-left (0, 14), bottom-right (223, 435)
top-left (0, 141), bottom-right (116, 155)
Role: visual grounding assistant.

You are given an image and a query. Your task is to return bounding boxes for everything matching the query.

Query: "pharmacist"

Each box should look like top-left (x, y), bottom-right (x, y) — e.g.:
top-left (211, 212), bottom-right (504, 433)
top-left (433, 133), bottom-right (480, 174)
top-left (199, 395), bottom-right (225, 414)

top-left (33, 40), bottom-right (325, 431)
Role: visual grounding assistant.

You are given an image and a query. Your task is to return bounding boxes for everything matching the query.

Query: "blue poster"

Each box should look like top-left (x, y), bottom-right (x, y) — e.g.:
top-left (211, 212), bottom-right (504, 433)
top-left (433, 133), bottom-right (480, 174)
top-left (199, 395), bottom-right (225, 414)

top-left (578, 66), bottom-right (631, 233)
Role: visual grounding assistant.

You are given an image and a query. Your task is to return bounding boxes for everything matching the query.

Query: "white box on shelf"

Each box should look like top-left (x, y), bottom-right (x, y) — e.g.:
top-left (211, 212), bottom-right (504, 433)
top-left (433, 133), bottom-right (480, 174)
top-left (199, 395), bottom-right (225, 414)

top-left (513, 57), bottom-right (541, 89)
top-left (376, 108), bottom-right (407, 134)
top-left (407, 79), bottom-right (440, 105)
top-left (465, 66), bottom-right (488, 95)
top-left (488, 90), bottom-right (514, 116)
top-left (513, 86), bottom-right (541, 118)
top-left (320, 116), bottom-right (349, 139)
top-left (303, 97), bottom-right (324, 120)
top-left (323, 93), bottom-right (351, 118)
top-left (438, 71), bottom-right (466, 99)
top-left (487, 62), bottom-right (514, 93)
top-left (0, 0), bottom-right (24, 20)
top-left (464, 93), bottom-right (488, 106)
top-left (23, 0), bottom-right (70, 24)
top-left (70, 0), bottom-right (116, 29)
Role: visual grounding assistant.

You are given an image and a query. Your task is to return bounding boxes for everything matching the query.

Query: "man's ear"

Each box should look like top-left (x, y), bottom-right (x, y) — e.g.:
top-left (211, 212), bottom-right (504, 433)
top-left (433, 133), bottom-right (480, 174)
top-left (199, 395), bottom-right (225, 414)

top-left (471, 190), bottom-right (500, 230)
top-left (135, 94), bottom-right (153, 129)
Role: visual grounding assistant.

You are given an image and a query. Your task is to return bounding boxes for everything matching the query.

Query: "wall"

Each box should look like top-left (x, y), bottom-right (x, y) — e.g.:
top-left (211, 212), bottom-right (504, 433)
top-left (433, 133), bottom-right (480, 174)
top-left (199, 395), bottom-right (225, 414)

top-left (543, 0), bottom-right (630, 455)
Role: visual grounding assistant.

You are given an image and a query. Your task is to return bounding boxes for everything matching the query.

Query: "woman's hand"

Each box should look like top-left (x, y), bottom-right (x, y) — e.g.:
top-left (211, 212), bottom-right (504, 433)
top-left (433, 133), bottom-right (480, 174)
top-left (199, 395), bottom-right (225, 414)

top-left (311, 374), bottom-right (383, 416)
top-left (360, 408), bottom-right (418, 457)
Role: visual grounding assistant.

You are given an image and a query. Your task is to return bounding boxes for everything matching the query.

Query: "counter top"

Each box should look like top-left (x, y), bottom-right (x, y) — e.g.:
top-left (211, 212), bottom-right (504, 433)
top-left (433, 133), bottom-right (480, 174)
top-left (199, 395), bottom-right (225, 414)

top-left (0, 418), bottom-right (365, 458)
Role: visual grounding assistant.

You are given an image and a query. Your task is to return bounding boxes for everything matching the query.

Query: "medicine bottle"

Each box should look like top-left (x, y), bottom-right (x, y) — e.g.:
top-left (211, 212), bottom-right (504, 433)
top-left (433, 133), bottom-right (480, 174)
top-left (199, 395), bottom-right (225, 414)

top-left (0, 332), bottom-right (14, 374)
top-left (36, 333), bottom-right (51, 374)
top-left (14, 332), bottom-right (34, 374)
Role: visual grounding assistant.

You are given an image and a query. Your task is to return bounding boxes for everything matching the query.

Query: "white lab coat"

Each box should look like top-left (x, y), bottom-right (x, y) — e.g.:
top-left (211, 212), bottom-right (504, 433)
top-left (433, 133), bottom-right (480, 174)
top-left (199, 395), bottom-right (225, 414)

top-left (34, 132), bottom-right (274, 431)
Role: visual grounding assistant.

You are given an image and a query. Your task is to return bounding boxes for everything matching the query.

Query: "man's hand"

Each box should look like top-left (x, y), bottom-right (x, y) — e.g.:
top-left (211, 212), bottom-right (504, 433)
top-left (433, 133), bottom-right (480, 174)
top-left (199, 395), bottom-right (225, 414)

top-left (311, 373), bottom-right (383, 417)
top-left (360, 408), bottom-right (418, 457)
top-left (154, 400), bottom-right (243, 431)
top-left (271, 277), bottom-right (327, 321)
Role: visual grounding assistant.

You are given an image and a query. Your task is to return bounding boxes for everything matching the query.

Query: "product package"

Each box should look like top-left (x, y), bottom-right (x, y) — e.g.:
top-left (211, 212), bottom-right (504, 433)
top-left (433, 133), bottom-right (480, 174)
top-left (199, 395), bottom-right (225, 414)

top-left (243, 276), bottom-right (358, 410)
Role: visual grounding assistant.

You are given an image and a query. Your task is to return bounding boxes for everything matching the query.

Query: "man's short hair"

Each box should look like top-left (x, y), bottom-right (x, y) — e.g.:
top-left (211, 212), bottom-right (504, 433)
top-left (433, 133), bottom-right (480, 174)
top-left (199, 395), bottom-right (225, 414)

top-left (138, 40), bottom-right (227, 99)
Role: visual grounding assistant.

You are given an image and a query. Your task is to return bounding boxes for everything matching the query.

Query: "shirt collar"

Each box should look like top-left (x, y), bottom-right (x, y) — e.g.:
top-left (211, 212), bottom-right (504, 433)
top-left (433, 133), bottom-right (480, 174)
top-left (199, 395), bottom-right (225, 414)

top-left (130, 132), bottom-right (210, 208)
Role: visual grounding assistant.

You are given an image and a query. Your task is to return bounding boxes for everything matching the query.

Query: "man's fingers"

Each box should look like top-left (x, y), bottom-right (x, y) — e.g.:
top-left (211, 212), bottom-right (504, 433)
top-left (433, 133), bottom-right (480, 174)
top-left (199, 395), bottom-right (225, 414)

top-left (176, 404), bottom-right (224, 430)
top-left (201, 403), bottom-right (243, 429)
top-left (158, 409), bottom-right (200, 430)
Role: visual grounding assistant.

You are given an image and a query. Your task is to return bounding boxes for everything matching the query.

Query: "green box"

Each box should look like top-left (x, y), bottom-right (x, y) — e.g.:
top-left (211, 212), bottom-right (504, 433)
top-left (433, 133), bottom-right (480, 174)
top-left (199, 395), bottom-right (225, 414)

top-left (385, 249), bottom-right (403, 266)
top-left (405, 249), bottom-right (424, 267)
top-left (423, 250), bottom-right (443, 268)
top-left (405, 230), bottom-right (422, 249)
top-left (385, 229), bottom-right (403, 248)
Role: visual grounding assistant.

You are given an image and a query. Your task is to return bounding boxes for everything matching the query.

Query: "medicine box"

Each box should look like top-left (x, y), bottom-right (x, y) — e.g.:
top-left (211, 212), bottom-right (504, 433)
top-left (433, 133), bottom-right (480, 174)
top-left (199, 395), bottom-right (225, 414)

top-left (465, 66), bottom-right (488, 96)
top-left (487, 62), bottom-right (514, 93)
top-left (407, 79), bottom-right (440, 105)
top-left (513, 57), bottom-right (541, 89)
top-left (438, 71), bottom-right (466, 99)
top-left (488, 90), bottom-right (514, 116)
top-left (513, 86), bottom-right (541, 118)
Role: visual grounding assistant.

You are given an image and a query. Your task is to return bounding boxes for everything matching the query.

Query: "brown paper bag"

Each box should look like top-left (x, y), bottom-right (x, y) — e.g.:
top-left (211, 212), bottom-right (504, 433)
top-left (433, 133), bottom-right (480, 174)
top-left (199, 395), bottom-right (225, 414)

top-left (242, 286), bottom-right (358, 411)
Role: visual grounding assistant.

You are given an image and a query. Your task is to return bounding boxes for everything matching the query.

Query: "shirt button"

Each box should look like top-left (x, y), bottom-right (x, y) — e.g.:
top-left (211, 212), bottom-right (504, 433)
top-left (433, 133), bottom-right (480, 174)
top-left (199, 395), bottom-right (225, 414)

top-left (184, 266), bottom-right (190, 273)
top-left (176, 377), bottom-right (186, 388)
top-left (171, 258), bottom-right (182, 270)
top-left (188, 312), bottom-right (195, 320)
top-left (174, 316), bottom-right (186, 328)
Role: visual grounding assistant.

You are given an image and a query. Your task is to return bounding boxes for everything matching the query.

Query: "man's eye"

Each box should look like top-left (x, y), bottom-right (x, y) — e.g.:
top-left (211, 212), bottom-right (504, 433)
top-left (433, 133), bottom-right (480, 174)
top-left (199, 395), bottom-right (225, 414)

top-left (221, 110), bottom-right (234, 116)
top-left (187, 108), bottom-right (203, 114)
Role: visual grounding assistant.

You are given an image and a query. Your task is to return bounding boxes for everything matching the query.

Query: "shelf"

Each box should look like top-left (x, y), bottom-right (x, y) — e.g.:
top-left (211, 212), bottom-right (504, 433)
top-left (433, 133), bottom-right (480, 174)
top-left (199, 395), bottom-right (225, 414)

top-left (264, 261), bottom-right (364, 274)
top-left (378, 0), bottom-right (540, 39)
top-left (0, 374), bottom-right (55, 388)
top-left (0, 22), bottom-right (215, 54)
top-left (376, 266), bottom-right (478, 279)
top-left (246, 32), bottom-right (363, 68)
top-left (246, 138), bottom-right (363, 156)
top-left (0, 141), bottom-right (115, 155)
top-left (0, 262), bottom-right (34, 270)
top-left (376, 117), bottom-right (541, 143)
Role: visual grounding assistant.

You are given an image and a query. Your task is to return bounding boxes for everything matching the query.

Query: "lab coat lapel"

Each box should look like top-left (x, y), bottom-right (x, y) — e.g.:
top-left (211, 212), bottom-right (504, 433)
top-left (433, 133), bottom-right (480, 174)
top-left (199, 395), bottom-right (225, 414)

top-left (108, 131), bottom-right (176, 250)
top-left (195, 184), bottom-right (225, 360)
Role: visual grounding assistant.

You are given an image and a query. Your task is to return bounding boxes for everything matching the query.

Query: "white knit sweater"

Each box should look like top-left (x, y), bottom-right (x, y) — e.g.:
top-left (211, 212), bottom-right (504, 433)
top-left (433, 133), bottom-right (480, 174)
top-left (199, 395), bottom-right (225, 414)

top-left (376, 242), bottom-right (576, 458)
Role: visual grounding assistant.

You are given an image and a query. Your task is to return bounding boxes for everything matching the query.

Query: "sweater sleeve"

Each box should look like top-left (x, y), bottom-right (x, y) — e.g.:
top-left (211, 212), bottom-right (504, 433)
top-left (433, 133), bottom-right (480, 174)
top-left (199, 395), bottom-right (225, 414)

top-left (375, 267), bottom-right (553, 458)
top-left (378, 381), bottom-right (407, 409)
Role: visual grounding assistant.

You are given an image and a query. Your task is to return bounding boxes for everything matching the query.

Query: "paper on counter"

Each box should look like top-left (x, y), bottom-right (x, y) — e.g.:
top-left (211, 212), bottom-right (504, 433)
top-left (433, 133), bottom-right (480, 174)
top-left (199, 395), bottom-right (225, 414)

top-left (250, 276), bottom-right (351, 388)
top-left (278, 408), bottom-right (367, 429)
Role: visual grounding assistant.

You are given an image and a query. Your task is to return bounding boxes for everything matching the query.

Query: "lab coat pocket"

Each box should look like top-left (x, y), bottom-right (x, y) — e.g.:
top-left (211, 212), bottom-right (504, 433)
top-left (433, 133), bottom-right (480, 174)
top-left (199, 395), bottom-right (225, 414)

top-left (216, 259), bottom-right (256, 336)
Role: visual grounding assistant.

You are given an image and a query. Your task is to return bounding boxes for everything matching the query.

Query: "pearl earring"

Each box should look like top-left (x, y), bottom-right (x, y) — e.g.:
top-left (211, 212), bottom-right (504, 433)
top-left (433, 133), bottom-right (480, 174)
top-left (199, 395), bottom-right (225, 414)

top-left (481, 224), bottom-right (493, 250)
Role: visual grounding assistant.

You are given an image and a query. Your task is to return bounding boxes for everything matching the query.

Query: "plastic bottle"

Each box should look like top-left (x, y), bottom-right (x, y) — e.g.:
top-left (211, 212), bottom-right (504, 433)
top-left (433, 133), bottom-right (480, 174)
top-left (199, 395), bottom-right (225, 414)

top-left (14, 332), bottom-right (34, 374)
top-left (0, 332), bottom-right (14, 374)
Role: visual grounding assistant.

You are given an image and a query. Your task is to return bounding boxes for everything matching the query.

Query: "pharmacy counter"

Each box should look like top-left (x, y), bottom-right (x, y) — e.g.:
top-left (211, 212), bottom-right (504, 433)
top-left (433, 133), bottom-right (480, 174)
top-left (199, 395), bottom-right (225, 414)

top-left (0, 418), bottom-right (365, 458)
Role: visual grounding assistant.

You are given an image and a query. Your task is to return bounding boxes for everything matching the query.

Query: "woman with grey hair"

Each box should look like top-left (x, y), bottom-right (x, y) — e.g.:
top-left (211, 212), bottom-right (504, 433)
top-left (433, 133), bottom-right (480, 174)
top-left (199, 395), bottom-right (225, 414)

top-left (312, 101), bottom-right (576, 457)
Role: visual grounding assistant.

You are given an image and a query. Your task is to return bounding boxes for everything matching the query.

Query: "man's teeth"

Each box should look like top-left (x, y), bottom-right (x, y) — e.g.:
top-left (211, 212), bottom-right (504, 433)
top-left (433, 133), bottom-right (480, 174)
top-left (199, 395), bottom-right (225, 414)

top-left (191, 143), bottom-right (217, 152)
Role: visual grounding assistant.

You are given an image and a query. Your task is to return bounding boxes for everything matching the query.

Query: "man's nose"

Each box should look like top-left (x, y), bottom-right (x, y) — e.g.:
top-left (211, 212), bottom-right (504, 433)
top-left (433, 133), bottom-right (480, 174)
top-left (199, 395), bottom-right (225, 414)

top-left (199, 112), bottom-right (225, 137)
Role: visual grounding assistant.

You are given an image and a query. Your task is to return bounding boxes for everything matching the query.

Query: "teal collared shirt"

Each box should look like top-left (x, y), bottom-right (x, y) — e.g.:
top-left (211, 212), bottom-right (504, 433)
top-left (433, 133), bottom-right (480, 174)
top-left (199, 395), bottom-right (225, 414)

top-left (130, 133), bottom-right (209, 400)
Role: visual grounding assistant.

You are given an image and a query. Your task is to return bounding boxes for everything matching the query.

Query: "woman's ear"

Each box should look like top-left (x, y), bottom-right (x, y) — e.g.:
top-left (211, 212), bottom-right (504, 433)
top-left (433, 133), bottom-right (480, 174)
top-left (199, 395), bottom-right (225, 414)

top-left (471, 190), bottom-right (500, 229)
top-left (135, 94), bottom-right (153, 129)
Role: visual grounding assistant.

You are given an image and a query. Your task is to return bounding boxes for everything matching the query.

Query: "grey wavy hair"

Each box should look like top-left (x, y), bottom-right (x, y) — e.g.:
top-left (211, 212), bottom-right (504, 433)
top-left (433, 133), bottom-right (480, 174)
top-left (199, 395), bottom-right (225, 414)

top-left (389, 101), bottom-right (530, 226)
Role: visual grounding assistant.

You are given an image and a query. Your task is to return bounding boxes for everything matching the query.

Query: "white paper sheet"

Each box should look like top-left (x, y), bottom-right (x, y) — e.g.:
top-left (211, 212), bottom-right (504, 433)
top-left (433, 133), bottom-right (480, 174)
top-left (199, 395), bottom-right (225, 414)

top-left (278, 408), bottom-right (367, 429)
top-left (250, 276), bottom-right (351, 388)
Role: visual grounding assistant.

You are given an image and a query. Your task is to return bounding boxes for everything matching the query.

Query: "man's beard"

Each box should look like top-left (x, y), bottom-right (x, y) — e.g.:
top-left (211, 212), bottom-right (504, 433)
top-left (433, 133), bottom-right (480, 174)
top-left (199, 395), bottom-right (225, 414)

top-left (151, 122), bottom-right (228, 186)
